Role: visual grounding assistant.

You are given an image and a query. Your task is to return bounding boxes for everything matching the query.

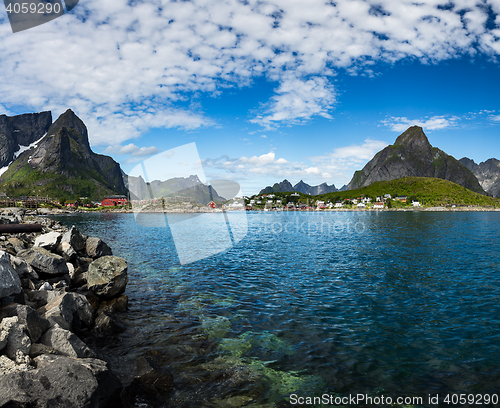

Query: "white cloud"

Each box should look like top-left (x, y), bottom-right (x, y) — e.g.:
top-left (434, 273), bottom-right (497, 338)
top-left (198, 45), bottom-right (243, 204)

top-left (0, 0), bottom-right (499, 141)
top-left (381, 115), bottom-right (461, 132)
top-left (203, 138), bottom-right (390, 192)
top-left (104, 143), bottom-right (160, 160)
top-left (250, 75), bottom-right (336, 129)
top-left (491, 114), bottom-right (500, 122)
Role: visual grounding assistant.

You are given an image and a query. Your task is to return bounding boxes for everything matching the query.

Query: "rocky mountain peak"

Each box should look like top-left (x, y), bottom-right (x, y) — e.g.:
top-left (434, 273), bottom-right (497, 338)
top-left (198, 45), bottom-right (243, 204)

top-left (347, 126), bottom-right (485, 194)
top-left (47, 109), bottom-right (90, 152)
top-left (394, 126), bottom-right (431, 153)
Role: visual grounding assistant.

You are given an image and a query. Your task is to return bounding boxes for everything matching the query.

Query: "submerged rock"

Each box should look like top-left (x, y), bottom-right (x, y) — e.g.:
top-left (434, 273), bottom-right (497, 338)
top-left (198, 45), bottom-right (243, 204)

top-left (87, 256), bottom-right (127, 299)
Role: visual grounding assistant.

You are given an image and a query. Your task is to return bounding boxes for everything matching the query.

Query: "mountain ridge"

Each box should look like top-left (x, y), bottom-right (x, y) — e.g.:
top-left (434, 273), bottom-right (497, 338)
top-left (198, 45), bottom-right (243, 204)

top-left (459, 157), bottom-right (500, 198)
top-left (346, 126), bottom-right (485, 194)
top-left (0, 109), bottom-right (126, 200)
top-left (259, 179), bottom-right (340, 195)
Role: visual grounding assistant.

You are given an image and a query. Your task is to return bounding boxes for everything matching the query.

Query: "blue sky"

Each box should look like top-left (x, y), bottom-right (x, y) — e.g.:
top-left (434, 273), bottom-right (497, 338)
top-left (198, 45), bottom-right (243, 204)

top-left (1, 0), bottom-right (500, 194)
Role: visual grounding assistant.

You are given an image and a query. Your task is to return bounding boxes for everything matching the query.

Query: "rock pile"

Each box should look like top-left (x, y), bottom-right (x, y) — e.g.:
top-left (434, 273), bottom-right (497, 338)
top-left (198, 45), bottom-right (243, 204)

top-left (0, 208), bottom-right (128, 407)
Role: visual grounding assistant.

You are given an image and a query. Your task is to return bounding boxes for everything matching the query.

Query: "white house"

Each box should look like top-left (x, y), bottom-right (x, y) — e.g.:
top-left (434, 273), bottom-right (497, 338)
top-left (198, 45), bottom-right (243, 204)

top-left (357, 203), bottom-right (366, 208)
top-left (334, 202), bottom-right (344, 208)
top-left (412, 201), bottom-right (421, 207)
top-left (373, 202), bottom-right (384, 209)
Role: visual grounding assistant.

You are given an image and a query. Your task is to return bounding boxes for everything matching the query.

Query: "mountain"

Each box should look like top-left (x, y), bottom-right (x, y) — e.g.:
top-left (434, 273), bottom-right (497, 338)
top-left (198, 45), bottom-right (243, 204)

top-left (346, 126), bottom-right (485, 194)
top-left (459, 157), bottom-right (500, 198)
top-left (259, 179), bottom-right (338, 195)
top-left (0, 111), bottom-right (52, 168)
top-left (126, 174), bottom-right (226, 205)
top-left (0, 109), bottom-right (127, 200)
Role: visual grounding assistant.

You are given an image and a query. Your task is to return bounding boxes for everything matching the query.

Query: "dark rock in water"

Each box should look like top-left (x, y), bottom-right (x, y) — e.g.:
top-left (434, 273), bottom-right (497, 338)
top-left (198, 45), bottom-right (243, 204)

top-left (121, 356), bottom-right (175, 406)
top-left (17, 247), bottom-right (69, 276)
top-left (0, 250), bottom-right (22, 298)
top-left (86, 237), bottom-right (113, 258)
top-left (87, 256), bottom-right (127, 299)
top-left (93, 312), bottom-right (126, 336)
top-left (0, 354), bottom-right (122, 408)
top-left (39, 324), bottom-right (96, 358)
top-left (0, 303), bottom-right (50, 343)
top-left (61, 226), bottom-right (86, 252)
top-left (97, 295), bottom-right (128, 315)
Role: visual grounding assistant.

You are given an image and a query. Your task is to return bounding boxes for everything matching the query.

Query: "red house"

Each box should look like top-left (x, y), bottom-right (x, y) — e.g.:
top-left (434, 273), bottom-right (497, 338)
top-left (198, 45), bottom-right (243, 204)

top-left (207, 201), bottom-right (216, 209)
top-left (101, 195), bottom-right (128, 207)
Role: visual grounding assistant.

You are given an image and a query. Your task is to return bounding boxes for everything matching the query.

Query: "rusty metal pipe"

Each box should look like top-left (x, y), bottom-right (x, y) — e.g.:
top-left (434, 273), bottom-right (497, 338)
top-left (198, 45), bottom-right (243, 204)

top-left (0, 224), bottom-right (42, 233)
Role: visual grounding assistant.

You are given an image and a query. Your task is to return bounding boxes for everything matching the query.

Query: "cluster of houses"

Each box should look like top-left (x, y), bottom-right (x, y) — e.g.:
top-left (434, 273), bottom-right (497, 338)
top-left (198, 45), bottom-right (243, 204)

top-left (57, 195), bottom-right (129, 208)
top-left (246, 193), bottom-right (421, 211)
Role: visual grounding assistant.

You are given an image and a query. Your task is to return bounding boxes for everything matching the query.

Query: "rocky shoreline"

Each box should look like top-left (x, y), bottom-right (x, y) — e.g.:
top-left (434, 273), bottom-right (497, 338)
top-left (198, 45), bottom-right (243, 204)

top-left (0, 208), bottom-right (170, 408)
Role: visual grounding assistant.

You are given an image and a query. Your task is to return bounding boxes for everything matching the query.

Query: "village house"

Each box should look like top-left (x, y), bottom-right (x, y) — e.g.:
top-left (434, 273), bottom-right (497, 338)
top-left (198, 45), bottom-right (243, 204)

top-left (207, 201), bottom-right (216, 209)
top-left (334, 202), bottom-right (344, 208)
top-left (101, 195), bottom-right (128, 207)
top-left (357, 202), bottom-right (366, 208)
top-left (373, 202), bottom-right (384, 209)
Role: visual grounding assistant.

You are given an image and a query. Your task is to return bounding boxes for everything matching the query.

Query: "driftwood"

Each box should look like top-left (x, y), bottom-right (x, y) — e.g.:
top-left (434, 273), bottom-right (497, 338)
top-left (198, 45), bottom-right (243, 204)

top-left (0, 224), bottom-right (42, 233)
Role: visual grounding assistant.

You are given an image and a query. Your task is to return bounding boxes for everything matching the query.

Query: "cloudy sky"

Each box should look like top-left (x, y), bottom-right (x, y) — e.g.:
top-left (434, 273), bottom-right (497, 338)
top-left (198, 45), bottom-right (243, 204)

top-left (1, 0), bottom-right (500, 194)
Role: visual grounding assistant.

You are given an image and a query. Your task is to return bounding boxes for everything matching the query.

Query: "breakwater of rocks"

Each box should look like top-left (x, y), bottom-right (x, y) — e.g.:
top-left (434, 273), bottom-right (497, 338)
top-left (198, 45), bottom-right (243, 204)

top-left (0, 208), bottom-right (173, 408)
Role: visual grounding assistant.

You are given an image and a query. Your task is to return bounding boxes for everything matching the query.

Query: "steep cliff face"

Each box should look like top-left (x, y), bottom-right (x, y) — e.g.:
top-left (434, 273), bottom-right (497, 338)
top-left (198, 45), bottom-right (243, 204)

top-left (459, 157), bottom-right (500, 197)
top-left (347, 126), bottom-right (485, 194)
top-left (0, 111), bottom-right (52, 167)
top-left (0, 109), bottom-right (126, 199)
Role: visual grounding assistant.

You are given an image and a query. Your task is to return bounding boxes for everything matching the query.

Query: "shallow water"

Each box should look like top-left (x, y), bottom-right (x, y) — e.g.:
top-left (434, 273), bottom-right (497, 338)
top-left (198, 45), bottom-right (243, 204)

top-left (50, 211), bottom-right (500, 407)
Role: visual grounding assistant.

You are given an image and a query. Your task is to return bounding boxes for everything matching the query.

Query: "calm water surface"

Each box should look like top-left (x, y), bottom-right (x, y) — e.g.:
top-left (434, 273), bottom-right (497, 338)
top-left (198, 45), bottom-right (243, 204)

top-left (50, 211), bottom-right (500, 407)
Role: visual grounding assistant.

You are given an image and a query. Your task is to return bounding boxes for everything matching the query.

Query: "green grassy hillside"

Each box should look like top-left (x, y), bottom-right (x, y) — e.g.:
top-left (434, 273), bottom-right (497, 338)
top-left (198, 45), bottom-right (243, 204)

top-left (316, 177), bottom-right (500, 207)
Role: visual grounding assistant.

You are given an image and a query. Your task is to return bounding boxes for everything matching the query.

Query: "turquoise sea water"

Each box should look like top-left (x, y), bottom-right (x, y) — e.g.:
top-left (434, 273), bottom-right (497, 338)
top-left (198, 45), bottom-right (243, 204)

top-left (51, 211), bottom-right (500, 407)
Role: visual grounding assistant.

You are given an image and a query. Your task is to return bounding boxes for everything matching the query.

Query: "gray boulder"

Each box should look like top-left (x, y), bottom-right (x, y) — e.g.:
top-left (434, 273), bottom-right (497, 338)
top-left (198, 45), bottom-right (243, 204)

top-left (39, 324), bottom-right (95, 358)
top-left (38, 292), bottom-right (94, 331)
top-left (33, 231), bottom-right (62, 251)
top-left (0, 250), bottom-right (22, 298)
top-left (7, 237), bottom-right (26, 253)
top-left (26, 288), bottom-right (61, 308)
top-left (0, 303), bottom-right (50, 343)
top-left (56, 241), bottom-right (77, 261)
top-left (87, 256), bottom-right (127, 299)
top-left (0, 355), bottom-right (122, 407)
top-left (17, 247), bottom-right (69, 276)
top-left (9, 254), bottom-right (39, 279)
top-left (86, 237), bottom-right (113, 258)
top-left (0, 316), bottom-right (31, 360)
top-left (61, 226), bottom-right (86, 252)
